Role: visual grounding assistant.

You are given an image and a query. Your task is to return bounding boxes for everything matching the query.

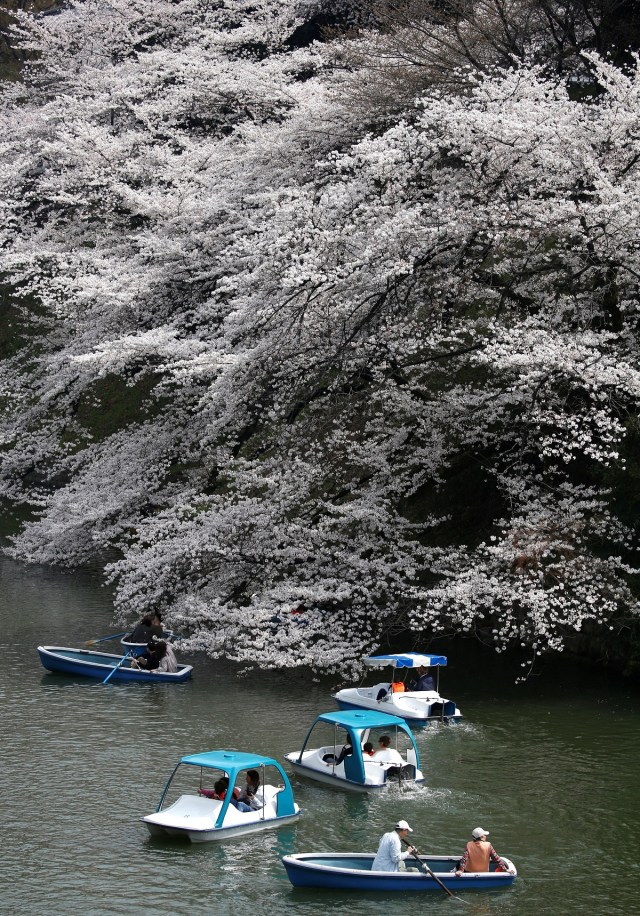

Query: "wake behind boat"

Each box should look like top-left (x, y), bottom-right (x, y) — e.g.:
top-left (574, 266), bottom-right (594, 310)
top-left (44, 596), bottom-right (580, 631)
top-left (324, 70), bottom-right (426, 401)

top-left (334, 652), bottom-right (462, 725)
top-left (37, 646), bottom-right (193, 683)
top-left (282, 852), bottom-right (517, 891)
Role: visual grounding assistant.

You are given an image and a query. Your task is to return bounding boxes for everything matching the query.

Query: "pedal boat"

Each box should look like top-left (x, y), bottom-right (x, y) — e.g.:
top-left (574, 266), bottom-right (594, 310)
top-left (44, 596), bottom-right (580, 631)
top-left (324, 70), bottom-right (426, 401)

top-left (334, 652), bottom-right (462, 725)
top-left (37, 646), bottom-right (192, 683)
top-left (282, 853), bottom-right (517, 891)
top-left (284, 710), bottom-right (424, 792)
top-left (142, 750), bottom-right (300, 842)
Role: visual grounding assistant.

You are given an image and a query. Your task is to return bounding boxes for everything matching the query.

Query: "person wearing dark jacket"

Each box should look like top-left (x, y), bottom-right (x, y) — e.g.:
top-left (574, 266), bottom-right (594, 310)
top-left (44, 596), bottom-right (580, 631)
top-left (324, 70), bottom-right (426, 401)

top-left (128, 612), bottom-right (163, 644)
top-left (410, 667), bottom-right (436, 691)
top-left (130, 640), bottom-right (160, 670)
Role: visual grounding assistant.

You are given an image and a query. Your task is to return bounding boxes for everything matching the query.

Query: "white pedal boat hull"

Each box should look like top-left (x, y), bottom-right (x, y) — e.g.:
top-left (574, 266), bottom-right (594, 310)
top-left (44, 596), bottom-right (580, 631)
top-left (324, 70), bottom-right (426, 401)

top-left (143, 790), bottom-right (300, 842)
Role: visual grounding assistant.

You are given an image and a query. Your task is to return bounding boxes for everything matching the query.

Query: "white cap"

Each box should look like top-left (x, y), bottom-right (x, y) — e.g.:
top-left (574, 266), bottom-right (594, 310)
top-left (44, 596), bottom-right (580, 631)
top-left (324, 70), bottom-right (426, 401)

top-left (395, 820), bottom-right (413, 832)
top-left (472, 827), bottom-right (489, 839)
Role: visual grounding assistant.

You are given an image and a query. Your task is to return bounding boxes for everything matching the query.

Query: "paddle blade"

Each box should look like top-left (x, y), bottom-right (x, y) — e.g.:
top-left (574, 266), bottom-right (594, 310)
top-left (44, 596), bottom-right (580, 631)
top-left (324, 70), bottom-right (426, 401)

top-left (86, 631), bottom-right (128, 647)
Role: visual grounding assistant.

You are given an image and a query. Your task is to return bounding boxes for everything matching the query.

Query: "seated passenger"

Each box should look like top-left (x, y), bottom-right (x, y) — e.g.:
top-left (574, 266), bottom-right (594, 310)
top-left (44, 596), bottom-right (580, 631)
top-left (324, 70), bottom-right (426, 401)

top-left (413, 666), bottom-right (436, 692)
top-left (128, 612), bottom-right (163, 644)
top-left (363, 741), bottom-right (375, 757)
top-left (199, 777), bottom-right (227, 800)
top-left (151, 640), bottom-right (178, 674)
top-left (199, 776), bottom-right (240, 801)
top-left (373, 735), bottom-right (404, 764)
top-left (322, 741), bottom-right (353, 765)
top-left (130, 640), bottom-right (160, 670)
top-left (235, 769), bottom-right (265, 812)
top-left (391, 679), bottom-right (406, 693)
top-left (455, 827), bottom-right (514, 875)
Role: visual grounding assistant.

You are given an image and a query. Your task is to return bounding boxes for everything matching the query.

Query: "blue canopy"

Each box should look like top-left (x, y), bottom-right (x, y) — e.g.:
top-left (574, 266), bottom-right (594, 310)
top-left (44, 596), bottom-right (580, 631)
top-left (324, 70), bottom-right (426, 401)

top-left (316, 710), bottom-right (408, 729)
top-left (363, 653), bottom-right (447, 669)
top-left (161, 749), bottom-right (296, 823)
top-left (180, 750), bottom-right (278, 771)
top-left (297, 709), bottom-right (421, 777)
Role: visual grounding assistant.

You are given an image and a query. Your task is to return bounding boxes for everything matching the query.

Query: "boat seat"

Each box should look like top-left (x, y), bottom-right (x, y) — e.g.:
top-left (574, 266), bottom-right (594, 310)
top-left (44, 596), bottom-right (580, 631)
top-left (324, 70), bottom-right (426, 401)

top-left (262, 785), bottom-right (280, 803)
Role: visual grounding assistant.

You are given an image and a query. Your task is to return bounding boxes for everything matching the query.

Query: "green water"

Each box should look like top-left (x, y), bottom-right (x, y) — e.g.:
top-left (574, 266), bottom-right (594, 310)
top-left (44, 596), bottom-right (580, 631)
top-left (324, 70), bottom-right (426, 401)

top-left (1, 555), bottom-right (638, 915)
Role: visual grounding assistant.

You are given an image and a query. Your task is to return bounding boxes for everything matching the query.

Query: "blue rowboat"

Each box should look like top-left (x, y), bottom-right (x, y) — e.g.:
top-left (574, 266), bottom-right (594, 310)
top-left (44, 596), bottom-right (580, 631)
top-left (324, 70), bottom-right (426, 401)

top-left (143, 750), bottom-right (300, 841)
top-left (282, 853), bottom-right (517, 891)
top-left (334, 652), bottom-right (462, 725)
top-left (37, 645), bottom-right (193, 683)
top-left (284, 710), bottom-right (424, 792)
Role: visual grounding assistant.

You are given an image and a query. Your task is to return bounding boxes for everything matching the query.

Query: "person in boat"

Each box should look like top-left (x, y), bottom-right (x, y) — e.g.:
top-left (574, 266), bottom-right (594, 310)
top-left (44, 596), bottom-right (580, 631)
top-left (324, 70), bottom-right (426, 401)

top-left (322, 739), bottom-right (353, 766)
top-left (151, 640), bottom-right (178, 674)
top-left (235, 769), bottom-right (265, 812)
top-left (199, 777), bottom-right (240, 802)
top-left (391, 679), bottom-right (405, 693)
top-left (130, 639), bottom-right (178, 673)
top-left (409, 666), bottom-right (436, 692)
top-left (455, 827), bottom-right (514, 875)
top-left (130, 640), bottom-right (161, 670)
top-left (128, 611), bottom-right (163, 644)
top-left (199, 777), bottom-right (226, 800)
top-left (363, 741), bottom-right (375, 757)
top-left (371, 820), bottom-right (417, 872)
top-left (373, 735), bottom-right (403, 764)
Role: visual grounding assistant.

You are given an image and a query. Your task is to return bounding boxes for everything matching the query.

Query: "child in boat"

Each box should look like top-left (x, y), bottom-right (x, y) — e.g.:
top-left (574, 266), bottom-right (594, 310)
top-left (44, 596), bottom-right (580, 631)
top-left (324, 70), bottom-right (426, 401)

top-left (363, 741), bottom-right (375, 757)
top-left (199, 777), bottom-right (240, 802)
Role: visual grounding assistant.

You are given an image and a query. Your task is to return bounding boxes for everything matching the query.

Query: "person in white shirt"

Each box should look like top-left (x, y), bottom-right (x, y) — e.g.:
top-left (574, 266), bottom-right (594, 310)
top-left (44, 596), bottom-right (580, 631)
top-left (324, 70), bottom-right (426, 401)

top-left (373, 734), bottom-right (404, 764)
top-left (371, 820), bottom-right (417, 872)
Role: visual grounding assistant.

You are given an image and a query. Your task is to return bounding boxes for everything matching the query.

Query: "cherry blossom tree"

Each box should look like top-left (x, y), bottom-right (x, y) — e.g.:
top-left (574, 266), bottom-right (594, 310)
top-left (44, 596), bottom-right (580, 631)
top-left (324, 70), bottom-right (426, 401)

top-left (0, 1), bottom-right (638, 673)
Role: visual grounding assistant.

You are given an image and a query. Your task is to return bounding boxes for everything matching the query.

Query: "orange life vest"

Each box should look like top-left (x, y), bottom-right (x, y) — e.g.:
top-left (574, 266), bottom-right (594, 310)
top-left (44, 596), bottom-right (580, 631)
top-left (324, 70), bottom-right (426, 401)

top-left (464, 840), bottom-right (491, 872)
top-left (391, 681), bottom-right (405, 693)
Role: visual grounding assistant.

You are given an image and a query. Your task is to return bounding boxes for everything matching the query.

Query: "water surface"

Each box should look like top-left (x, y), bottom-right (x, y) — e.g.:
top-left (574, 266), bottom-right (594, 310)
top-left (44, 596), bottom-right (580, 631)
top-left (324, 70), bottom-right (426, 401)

top-left (1, 556), bottom-right (638, 915)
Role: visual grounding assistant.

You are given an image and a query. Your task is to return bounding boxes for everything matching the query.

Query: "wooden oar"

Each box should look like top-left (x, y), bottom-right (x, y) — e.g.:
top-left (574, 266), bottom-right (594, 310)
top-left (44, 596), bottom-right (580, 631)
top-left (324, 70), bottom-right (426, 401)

top-left (102, 650), bottom-right (131, 685)
top-left (402, 839), bottom-right (469, 903)
top-left (86, 631), bottom-right (128, 647)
